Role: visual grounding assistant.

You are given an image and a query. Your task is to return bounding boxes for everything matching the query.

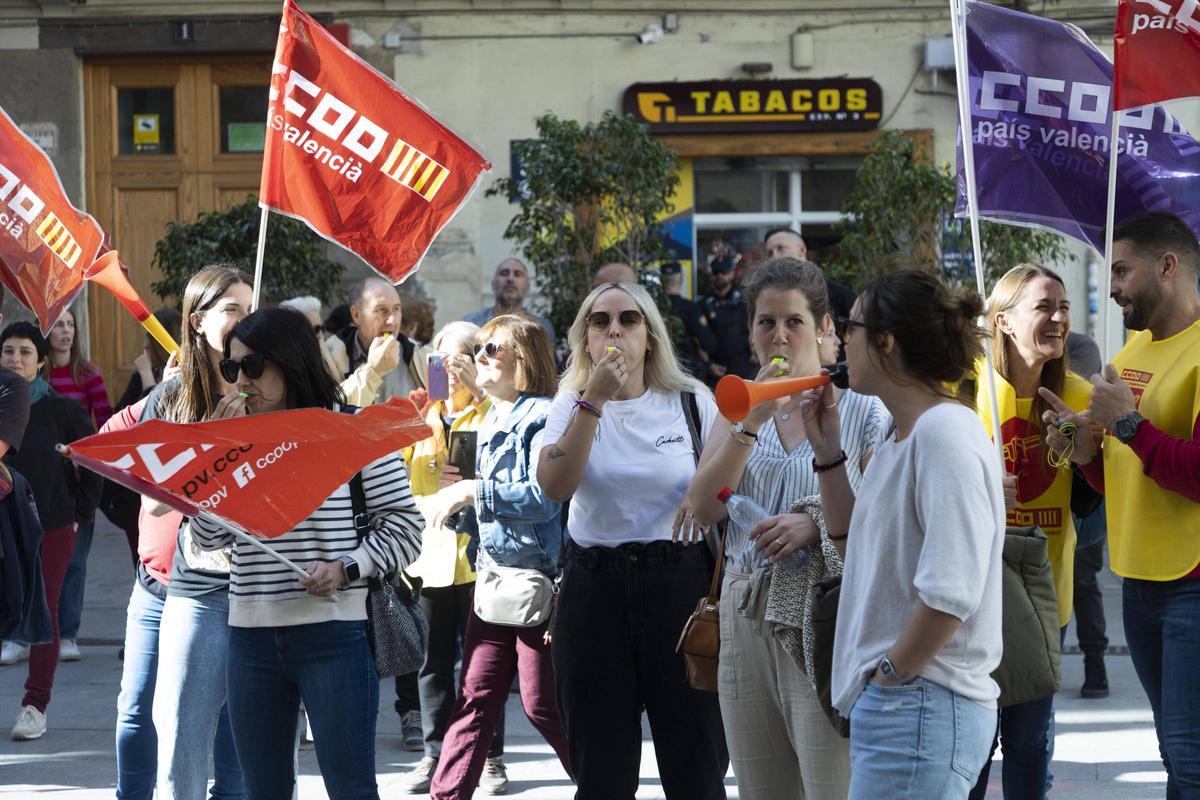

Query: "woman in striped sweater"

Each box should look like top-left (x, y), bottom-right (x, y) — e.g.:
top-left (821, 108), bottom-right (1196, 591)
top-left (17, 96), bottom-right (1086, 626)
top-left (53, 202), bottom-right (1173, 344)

top-left (191, 307), bottom-right (424, 800)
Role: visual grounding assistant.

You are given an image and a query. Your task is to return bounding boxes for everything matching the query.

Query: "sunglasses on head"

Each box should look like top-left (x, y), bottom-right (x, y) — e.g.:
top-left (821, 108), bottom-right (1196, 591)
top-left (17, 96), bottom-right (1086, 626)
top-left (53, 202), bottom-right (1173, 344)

top-left (586, 309), bottom-right (645, 332)
top-left (219, 353), bottom-right (266, 384)
top-left (473, 341), bottom-right (505, 359)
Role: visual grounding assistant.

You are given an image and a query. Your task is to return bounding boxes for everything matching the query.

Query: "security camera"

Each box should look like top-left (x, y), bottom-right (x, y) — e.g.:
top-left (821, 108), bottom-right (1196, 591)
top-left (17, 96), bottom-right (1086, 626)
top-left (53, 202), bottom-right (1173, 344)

top-left (637, 23), bottom-right (664, 44)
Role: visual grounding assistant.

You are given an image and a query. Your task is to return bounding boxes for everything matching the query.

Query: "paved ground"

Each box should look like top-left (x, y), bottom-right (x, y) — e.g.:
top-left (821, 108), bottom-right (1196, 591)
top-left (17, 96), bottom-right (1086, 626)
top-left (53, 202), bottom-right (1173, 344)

top-left (0, 517), bottom-right (1168, 798)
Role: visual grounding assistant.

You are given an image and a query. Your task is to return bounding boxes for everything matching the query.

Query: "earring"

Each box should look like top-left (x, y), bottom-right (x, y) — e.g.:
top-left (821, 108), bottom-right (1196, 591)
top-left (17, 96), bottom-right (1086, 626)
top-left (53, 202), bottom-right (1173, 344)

top-left (817, 337), bottom-right (824, 345)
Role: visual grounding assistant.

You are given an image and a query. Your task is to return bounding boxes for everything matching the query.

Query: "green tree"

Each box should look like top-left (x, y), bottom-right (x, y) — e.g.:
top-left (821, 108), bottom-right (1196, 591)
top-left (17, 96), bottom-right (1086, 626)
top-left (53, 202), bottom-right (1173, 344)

top-left (825, 130), bottom-right (1068, 290)
top-left (152, 196), bottom-right (342, 305)
top-left (486, 111), bottom-right (681, 341)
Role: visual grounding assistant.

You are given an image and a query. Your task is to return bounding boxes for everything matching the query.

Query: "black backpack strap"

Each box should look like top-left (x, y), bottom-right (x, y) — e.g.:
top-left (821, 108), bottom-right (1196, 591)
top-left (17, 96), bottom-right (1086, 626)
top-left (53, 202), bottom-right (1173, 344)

top-left (337, 404), bottom-right (371, 542)
top-left (681, 390), bottom-right (703, 466)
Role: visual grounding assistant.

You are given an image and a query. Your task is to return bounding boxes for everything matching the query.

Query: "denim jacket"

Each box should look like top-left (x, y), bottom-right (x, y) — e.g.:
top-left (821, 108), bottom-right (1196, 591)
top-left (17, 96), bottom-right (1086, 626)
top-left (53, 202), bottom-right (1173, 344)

top-left (473, 393), bottom-right (562, 576)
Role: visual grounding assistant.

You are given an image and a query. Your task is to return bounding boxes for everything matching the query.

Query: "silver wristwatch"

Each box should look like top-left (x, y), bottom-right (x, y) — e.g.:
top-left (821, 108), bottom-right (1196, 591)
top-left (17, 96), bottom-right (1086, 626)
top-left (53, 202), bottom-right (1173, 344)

top-left (732, 421), bottom-right (758, 440)
top-left (879, 655), bottom-right (914, 685)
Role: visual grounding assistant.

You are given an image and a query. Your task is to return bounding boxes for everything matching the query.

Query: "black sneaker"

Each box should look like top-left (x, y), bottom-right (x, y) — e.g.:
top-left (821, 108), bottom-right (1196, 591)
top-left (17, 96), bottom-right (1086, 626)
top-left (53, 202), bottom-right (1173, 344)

top-left (1081, 657), bottom-right (1109, 699)
top-left (401, 709), bottom-right (423, 752)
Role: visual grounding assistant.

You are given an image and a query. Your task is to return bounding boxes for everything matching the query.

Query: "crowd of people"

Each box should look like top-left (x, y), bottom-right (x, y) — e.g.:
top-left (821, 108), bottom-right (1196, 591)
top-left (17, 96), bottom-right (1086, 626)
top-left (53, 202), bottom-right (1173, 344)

top-left (0, 212), bottom-right (1197, 800)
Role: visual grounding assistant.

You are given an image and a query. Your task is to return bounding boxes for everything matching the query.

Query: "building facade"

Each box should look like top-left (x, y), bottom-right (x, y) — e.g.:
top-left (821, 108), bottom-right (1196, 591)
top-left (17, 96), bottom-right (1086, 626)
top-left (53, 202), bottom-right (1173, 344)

top-left (0, 0), bottom-right (1113, 383)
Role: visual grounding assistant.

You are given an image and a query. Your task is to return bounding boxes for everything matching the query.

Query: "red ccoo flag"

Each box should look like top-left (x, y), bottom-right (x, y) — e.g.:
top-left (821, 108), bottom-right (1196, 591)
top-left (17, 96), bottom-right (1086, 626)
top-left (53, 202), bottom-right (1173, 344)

top-left (0, 103), bottom-right (105, 332)
top-left (260, 0), bottom-right (491, 285)
top-left (1114, 1), bottom-right (1200, 110)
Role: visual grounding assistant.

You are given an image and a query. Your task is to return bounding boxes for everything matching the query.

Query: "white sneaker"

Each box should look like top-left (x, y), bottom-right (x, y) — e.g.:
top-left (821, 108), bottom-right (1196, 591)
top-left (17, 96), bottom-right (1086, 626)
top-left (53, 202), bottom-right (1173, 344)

top-left (479, 756), bottom-right (509, 795)
top-left (12, 705), bottom-right (45, 740)
top-left (0, 642), bottom-right (29, 665)
top-left (400, 756), bottom-right (437, 794)
top-left (59, 640), bottom-right (81, 662)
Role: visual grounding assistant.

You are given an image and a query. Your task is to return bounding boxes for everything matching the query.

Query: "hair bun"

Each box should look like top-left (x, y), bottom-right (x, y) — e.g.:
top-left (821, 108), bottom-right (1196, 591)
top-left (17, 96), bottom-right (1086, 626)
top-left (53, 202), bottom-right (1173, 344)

top-left (957, 292), bottom-right (985, 321)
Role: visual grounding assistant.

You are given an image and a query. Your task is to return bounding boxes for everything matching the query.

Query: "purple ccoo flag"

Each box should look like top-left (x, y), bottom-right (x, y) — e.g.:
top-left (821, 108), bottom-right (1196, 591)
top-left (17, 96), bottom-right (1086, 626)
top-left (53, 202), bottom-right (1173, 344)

top-left (955, 1), bottom-right (1200, 254)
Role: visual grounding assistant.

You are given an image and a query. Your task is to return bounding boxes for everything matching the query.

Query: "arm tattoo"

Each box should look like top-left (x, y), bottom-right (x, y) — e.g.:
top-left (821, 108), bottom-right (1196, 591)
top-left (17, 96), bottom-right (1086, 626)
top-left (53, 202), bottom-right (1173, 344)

top-left (547, 446), bottom-right (567, 461)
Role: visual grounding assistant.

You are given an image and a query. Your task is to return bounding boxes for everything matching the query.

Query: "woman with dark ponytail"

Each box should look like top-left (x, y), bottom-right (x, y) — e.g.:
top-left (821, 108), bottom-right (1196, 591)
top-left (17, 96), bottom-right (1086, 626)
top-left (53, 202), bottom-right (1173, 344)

top-left (798, 270), bottom-right (1005, 799)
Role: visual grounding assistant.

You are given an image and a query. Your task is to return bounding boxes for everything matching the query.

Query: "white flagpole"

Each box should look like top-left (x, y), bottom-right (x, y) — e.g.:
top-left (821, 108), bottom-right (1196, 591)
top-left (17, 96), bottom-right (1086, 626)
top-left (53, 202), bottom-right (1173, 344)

top-left (1100, 104), bottom-right (1121, 364)
top-left (251, 203), bottom-right (270, 311)
top-left (950, 0), bottom-right (1005, 464)
top-left (197, 511), bottom-right (340, 603)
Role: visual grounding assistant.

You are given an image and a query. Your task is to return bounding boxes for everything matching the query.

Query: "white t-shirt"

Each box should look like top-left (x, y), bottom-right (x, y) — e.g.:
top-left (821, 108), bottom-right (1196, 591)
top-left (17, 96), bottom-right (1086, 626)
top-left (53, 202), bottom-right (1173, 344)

top-left (543, 387), bottom-right (718, 547)
top-left (832, 402), bottom-right (1005, 715)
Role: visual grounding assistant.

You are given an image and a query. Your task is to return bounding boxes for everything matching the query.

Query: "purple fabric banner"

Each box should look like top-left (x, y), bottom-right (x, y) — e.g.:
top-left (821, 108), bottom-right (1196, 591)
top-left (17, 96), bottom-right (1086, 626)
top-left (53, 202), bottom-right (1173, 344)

top-left (955, 1), bottom-right (1200, 254)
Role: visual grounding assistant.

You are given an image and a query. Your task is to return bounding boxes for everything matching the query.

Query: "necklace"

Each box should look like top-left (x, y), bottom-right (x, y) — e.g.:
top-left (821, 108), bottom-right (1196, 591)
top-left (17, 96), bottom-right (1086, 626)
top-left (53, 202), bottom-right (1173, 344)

top-left (779, 403), bottom-right (803, 422)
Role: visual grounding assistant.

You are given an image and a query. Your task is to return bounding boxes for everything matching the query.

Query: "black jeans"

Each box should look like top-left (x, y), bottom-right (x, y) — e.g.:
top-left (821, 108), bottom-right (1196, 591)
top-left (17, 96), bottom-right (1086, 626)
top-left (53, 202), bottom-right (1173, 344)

top-left (1073, 539), bottom-right (1109, 658)
top-left (552, 540), bottom-right (728, 800)
top-left (395, 584), bottom-right (504, 759)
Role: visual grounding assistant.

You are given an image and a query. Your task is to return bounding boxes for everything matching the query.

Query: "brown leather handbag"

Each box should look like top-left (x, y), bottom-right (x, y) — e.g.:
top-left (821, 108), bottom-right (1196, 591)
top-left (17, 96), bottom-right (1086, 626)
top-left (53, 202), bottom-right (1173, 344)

top-left (674, 532), bottom-right (725, 692)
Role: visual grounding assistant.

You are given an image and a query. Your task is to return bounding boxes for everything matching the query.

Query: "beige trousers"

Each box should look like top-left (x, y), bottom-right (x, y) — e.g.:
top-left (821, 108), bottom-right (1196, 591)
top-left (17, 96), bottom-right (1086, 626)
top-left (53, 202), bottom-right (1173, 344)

top-left (718, 569), bottom-right (851, 800)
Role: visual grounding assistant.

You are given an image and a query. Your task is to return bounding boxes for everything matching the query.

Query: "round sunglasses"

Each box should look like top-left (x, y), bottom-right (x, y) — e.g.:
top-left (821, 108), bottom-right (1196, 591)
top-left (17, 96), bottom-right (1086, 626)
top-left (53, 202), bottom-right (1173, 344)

top-left (219, 353), bottom-right (267, 384)
top-left (473, 341), bottom-right (505, 359)
top-left (586, 309), bottom-right (645, 332)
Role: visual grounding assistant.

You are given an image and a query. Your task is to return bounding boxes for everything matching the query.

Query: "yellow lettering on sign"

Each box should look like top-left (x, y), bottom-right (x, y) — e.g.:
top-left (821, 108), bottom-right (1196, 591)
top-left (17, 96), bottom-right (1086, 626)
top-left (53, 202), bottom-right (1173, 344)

top-left (638, 92), bottom-right (676, 123)
top-left (818, 89), bottom-right (840, 111)
top-left (765, 90), bottom-right (787, 113)
top-left (691, 91), bottom-right (712, 114)
top-left (846, 88), bottom-right (867, 111)
top-left (739, 91), bottom-right (760, 113)
top-left (791, 89), bottom-right (813, 112)
top-left (712, 92), bottom-right (735, 113)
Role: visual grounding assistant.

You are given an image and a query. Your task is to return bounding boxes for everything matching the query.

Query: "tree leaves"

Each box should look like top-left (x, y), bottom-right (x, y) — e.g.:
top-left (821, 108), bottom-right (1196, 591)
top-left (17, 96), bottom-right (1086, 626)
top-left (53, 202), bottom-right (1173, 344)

top-left (151, 196), bottom-right (342, 306)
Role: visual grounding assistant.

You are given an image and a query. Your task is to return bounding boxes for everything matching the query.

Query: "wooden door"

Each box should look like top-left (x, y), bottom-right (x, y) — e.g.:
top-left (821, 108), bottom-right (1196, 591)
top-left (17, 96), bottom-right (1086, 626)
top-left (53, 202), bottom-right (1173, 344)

top-left (84, 57), bottom-right (269, 390)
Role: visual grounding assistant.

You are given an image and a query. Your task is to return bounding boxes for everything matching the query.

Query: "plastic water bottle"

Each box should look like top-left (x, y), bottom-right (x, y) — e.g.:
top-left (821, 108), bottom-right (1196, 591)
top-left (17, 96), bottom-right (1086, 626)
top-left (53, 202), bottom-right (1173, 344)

top-left (716, 486), bottom-right (810, 568)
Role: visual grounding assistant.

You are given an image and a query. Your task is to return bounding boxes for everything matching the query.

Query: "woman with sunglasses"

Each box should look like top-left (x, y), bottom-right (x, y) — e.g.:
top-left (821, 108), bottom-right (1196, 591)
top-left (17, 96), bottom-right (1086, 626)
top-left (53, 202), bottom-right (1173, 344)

top-left (421, 314), bottom-right (570, 799)
top-left (799, 270), bottom-right (1004, 799)
top-left (102, 264), bottom-right (251, 800)
top-left (538, 282), bottom-right (729, 799)
top-left (190, 306), bottom-right (423, 799)
top-left (394, 321), bottom-right (510, 795)
top-left (686, 259), bottom-right (888, 800)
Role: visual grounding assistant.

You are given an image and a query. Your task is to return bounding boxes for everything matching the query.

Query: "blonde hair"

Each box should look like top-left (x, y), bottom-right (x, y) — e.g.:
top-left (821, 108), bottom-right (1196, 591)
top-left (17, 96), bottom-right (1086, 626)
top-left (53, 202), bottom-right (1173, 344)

top-left (986, 263), bottom-right (1068, 445)
top-left (559, 282), bottom-right (707, 396)
top-left (432, 321), bottom-right (480, 355)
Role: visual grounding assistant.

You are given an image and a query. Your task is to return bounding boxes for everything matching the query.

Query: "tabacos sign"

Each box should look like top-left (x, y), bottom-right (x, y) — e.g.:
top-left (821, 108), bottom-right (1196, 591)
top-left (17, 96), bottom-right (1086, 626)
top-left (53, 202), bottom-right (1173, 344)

top-left (623, 79), bottom-right (882, 134)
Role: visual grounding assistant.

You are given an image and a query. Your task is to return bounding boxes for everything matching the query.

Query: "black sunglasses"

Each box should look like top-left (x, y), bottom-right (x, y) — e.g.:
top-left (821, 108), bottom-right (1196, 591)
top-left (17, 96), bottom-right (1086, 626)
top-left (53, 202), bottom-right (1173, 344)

top-left (473, 341), bottom-right (504, 359)
top-left (835, 316), bottom-right (868, 337)
top-left (586, 309), bottom-right (645, 332)
top-left (219, 353), bottom-right (267, 384)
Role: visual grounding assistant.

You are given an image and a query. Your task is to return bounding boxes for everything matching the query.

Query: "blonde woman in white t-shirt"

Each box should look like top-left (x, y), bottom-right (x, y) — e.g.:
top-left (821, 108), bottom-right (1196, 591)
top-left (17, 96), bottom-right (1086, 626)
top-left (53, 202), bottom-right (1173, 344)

top-left (537, 279), bottom-right (729, 800)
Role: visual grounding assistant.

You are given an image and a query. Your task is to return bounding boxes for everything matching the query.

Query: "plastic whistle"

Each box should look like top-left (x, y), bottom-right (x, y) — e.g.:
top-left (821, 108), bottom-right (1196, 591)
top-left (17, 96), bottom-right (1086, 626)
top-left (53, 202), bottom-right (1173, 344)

top-left (771, 356), bottom-right (787, 377)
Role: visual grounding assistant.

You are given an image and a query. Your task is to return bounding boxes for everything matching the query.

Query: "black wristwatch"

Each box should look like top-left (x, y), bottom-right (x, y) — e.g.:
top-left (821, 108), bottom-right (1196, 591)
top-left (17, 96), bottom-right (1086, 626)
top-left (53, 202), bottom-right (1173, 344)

top-left (1113, 411), bottom-right (1146, 444)
top-left (338, 555), bottom-right (361, 585)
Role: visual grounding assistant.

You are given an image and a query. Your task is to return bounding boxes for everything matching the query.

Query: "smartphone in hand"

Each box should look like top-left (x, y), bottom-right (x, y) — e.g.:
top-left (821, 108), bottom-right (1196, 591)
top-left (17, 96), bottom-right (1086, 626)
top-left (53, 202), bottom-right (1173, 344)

top-left (448, 430), bottom-right (477, 480)
top-left (428, 353), bottom-right (449, 401)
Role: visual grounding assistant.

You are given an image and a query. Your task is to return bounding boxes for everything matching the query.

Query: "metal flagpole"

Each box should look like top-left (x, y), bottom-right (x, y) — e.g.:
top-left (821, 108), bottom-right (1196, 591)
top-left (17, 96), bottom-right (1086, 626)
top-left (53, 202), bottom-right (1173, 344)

top-left (251, 203), bottom-right (270, 311)
top-left (1100, 102), bottom-right (1121, 364)
top-left (950, 0), bottom-right (1005, 464)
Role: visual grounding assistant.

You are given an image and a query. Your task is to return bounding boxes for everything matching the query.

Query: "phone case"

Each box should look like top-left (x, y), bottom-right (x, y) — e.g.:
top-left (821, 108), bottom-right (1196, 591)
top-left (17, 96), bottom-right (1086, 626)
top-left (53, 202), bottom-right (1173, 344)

top-left (427, 353), bottom-right (449, 400)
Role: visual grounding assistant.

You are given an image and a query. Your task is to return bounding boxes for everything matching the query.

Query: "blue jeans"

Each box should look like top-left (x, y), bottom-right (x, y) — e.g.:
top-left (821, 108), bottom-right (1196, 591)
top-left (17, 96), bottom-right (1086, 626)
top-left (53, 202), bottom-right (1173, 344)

top-left (226, 620), bottom-right (380, 800)
top-left (849, 677), bottom-right (996, 800)
top-left (969, 693), bottom-right (1055, 799)
top-left (1124, 578), bottom-right (1200, 800)
top-left (153, 591), bottom-right (244, 799)
top-left (57, 521), bottom-right (94, 640)
top-left (116, 581), bottom-right (163, 800)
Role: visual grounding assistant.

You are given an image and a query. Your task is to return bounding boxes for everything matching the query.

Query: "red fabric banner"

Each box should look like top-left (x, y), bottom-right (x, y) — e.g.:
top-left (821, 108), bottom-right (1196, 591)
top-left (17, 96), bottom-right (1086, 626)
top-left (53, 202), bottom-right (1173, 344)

top-left (0, 104), bottom-right (105, 332)
top-left (259, 0), bottom-right (491, 284)
top-left (1114, 1), bottom-right (1200, 110)
top-left (63, 398), bottom-right (431, 538)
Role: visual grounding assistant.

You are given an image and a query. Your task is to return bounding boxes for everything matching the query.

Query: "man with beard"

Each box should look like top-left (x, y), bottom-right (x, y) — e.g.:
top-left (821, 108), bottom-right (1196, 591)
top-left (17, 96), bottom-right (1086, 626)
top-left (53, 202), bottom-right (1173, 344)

top-left (1044, 212), bottom-right (1200, 798)
top-left (466, 258), bottom-right (554, 342)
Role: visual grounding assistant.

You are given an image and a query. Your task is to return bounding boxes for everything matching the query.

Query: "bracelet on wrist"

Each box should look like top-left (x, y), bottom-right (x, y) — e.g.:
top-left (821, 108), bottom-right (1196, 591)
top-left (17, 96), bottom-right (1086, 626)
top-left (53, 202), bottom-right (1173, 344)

top-left (575, 398), bottom-right (602, 419)
top-left (812, 450), bottom-right (848, 473)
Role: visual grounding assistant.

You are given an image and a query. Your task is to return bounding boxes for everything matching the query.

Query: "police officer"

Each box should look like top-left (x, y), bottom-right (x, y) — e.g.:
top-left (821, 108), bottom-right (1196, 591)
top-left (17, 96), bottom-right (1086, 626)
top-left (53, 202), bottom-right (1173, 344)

top-left (661, 262), bottom-right (717, 383)
top-left (699, 256), bottom-right (755, 385)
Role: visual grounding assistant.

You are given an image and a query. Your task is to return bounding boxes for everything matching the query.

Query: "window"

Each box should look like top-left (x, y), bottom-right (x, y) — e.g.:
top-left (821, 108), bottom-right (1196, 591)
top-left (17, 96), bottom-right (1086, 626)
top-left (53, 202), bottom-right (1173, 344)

top-left (693, 156), bottom-right (860, 270)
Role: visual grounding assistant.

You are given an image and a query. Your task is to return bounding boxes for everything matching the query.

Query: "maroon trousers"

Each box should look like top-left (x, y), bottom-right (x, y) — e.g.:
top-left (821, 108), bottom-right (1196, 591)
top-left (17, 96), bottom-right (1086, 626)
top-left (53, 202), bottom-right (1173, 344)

top-left (430, 609), bottom-right (571, 800)
top-left (23, 525), bottom-right (76, 712)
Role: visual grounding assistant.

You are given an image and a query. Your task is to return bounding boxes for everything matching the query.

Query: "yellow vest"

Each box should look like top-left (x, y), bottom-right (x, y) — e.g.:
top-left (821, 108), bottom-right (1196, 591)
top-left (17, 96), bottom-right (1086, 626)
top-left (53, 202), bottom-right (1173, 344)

top-left (976, 366), bottom-right (1092, 627)
top-left (403, 398), bottom-right (491, 587)
top-left (1106, 321), bottom-right (1200, 580)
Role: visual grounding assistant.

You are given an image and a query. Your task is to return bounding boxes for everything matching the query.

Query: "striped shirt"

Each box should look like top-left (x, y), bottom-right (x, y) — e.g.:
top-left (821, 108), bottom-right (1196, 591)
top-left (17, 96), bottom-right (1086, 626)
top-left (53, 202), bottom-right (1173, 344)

top-left (727, 389), bottom-right (889, 572)
top-left (48, 364), bottom-right (112, 429)
top-left (191, 452), bottom-right (425, 628)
